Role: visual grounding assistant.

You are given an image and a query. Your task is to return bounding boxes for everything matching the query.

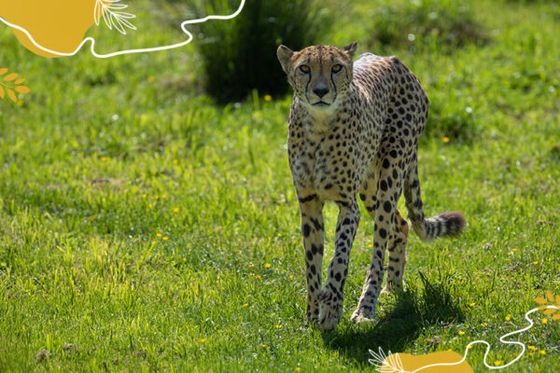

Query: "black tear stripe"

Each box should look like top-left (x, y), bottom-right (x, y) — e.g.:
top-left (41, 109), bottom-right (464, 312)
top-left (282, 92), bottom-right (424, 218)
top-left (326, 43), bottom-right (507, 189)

top-left (304, 69), bottom-right (312, 103)
top-left (298, 194), bottom-right (318, 204)
top-left (330, 71), bottom-right (338, 102)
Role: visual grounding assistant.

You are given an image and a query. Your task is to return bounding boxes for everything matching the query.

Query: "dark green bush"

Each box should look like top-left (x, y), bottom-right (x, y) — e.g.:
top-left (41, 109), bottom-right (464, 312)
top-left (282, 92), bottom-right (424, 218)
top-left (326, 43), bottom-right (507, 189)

top-left (189, 0), bottom-right (330, 103)
top-left (423, 99), bottom-right (479, 145)
top-left (367, 0), bottom-right (488, 52)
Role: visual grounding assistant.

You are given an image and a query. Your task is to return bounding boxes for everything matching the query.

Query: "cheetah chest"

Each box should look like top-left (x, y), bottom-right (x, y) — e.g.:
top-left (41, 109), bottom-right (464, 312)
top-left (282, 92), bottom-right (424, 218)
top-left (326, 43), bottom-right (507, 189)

top-left (290, 132), bottom-right (364, 201)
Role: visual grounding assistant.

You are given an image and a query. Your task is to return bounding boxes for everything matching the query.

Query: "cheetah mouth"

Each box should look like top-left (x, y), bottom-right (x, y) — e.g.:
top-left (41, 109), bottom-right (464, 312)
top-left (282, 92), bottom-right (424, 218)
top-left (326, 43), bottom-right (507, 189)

top-left (312, 101), bottom-right (331, 107)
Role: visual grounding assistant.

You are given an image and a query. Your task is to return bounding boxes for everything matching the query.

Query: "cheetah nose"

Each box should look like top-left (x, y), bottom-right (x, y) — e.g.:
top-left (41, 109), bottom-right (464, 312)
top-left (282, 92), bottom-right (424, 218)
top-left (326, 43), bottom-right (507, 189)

top-left (313, 86), bottom-right (329, 98)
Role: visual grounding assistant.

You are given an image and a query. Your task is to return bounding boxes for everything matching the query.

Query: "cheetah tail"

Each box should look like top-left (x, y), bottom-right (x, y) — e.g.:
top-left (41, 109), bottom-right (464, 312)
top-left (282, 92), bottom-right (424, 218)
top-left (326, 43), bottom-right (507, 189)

top-left (410, 211), bottom-right (465, 242)
top-left (404, 165), bottom-right (465, 242)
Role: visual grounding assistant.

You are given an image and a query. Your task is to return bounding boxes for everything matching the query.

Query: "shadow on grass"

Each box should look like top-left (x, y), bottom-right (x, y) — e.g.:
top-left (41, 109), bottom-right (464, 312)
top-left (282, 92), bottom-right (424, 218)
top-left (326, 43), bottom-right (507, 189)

top-left (322, 272), bottom-right (465, 364)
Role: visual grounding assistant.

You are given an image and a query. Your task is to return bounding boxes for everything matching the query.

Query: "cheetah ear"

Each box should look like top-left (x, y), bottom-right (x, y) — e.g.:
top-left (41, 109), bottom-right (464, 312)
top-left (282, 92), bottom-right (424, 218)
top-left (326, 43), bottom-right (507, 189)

top-left (277, 45), bottom-right (294, 73)
top-left (342, 41), bottom-right (358, 58)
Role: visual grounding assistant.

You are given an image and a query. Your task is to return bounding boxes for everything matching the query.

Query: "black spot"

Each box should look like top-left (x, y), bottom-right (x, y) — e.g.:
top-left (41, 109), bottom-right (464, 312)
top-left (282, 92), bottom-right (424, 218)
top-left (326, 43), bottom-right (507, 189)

top-left (380, 180), bottom-right (388, 191)
top-left (382, 159), bottom-right (390, 168)
top-left (335, 273), bottom-right (342, 282)
top-left (383, 201), bottom-right (392, 213)
top-left (302, 224), bottom-right (311, 237)
top-left (379, 228), bottom-right (387, 239)
top-left (306, 250), bottom-right (313, 261)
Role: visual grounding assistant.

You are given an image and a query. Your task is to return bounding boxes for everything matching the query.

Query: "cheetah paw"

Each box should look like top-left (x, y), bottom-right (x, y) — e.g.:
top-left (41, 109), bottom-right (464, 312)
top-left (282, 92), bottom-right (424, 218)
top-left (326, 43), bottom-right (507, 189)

top-left (350, 306), bottom-right (376, 323)
top-left (317, 288), bottom-right (342, 331)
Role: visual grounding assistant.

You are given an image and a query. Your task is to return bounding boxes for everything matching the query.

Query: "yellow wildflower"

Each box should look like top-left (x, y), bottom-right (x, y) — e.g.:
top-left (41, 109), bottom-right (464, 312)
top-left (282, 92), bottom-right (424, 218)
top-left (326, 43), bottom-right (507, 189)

top-left (528, 345), bottom-right (537, 352)
top-left (539, 350), bottom-right (546, 356)
top-left (541, 318), bottom-right (548, 325)
top-left (442, 136), bottom-right (450, 143)
top-left (505, 314), bottom-right (512, 321)
top-left (458, 330), bottom-right (465, 336)
top-left (264, 94), bottom-right (273, 102)
top-left (264, 263), bottom-right (272, 269)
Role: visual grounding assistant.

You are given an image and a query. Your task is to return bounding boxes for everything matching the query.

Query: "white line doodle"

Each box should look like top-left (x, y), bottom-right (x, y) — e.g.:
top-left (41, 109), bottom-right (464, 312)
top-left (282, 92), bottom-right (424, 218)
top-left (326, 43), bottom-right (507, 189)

top-left (369, 304), bottom-right (559, 372)
top-left (0, 0), bottom-right (245, 58)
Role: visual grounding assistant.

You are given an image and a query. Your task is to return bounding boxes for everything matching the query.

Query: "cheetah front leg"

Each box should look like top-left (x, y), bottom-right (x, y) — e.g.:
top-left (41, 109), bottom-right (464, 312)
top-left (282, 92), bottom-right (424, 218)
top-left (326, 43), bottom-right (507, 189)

top-left (298, 192), bottom-right (325, 326)
top-left (317, 199), bottom-right (360, 331)
top-left (352, 161), bottom-right (403, 322)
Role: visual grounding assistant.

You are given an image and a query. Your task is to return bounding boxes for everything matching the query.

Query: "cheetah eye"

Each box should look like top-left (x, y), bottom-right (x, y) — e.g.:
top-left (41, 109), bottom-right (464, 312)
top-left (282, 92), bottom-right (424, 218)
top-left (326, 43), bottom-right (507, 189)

top-left (332, 64), bottom-right (343, 73)
top-left (298, 65), bottom-right (311, 74)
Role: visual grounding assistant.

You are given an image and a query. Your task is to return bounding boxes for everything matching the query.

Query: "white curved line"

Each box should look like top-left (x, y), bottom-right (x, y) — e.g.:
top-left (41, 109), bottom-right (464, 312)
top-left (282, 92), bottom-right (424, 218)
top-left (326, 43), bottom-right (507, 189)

top-left (412, 305), bottom-right (558, 372)
top-left (0, 0), bottom-right (245, 58)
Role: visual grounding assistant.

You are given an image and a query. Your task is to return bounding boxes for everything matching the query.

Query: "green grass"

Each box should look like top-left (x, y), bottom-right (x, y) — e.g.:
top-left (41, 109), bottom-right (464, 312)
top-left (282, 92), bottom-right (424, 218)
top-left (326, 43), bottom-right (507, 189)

top-left (1, 0), bottom-right (559, 371)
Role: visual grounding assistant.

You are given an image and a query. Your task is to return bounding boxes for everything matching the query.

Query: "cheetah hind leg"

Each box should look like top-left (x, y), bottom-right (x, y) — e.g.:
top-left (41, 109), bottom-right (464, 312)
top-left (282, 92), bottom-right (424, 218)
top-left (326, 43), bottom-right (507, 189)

top-left (381, 210), bottom-right (408, 295)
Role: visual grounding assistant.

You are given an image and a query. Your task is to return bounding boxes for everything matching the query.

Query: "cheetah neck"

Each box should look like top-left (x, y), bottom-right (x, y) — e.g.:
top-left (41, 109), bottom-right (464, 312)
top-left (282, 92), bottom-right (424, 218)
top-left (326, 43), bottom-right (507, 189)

top-left (300, 99), bottom-right (343, 136)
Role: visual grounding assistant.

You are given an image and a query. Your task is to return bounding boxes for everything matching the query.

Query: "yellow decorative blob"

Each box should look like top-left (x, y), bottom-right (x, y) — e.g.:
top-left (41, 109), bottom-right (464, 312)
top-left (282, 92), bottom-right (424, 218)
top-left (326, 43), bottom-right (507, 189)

top-left (381, 351), bottom-right (473, 373)
top-left (0, 0), bottom-right (97, 57)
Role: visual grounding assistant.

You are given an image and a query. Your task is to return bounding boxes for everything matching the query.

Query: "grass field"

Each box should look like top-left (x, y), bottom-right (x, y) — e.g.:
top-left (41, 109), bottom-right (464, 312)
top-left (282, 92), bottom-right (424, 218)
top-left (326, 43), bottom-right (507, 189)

top-left (1, 0), bottom-right (559, 371)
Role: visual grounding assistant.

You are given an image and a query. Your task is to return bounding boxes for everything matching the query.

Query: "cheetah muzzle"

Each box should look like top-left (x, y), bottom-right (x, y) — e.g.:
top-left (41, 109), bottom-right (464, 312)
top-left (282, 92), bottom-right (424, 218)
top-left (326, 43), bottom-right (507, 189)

top-left (277, 42), bottom-right (466, 331)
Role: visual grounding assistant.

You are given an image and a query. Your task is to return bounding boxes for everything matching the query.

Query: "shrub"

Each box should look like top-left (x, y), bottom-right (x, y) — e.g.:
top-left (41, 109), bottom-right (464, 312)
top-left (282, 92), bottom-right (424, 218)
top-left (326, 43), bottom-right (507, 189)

top-left (367, 0), bottom-right (488, 52)
top-left (423, 99), bottom-right (479, 145)
top-left (189, 0), bottom-right (330, 103)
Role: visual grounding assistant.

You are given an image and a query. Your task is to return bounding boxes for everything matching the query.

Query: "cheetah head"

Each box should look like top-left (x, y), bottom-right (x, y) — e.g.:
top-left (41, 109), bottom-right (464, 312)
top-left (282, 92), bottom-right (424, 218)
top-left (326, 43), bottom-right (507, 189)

top-left (277, 43), bottom-right (357, 114)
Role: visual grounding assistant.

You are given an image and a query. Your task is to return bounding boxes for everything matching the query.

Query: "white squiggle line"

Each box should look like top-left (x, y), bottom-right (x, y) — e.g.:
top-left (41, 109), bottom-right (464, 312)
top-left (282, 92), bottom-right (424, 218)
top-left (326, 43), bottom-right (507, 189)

top-left (0, 0), bottom-right (245, 58)
top-left (412, 305), bottom-right (559, 372)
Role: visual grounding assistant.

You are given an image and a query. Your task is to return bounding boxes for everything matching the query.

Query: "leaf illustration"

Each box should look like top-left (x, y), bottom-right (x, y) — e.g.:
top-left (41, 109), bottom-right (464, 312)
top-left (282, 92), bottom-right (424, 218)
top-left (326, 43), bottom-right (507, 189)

top-left (547, 291), bottom-right (554, 303)
top-left (535, 297), bottom-right (547, 305)
top-left (556, 295), bottom-right (560, 305)
top-left (553, 314), bottom-right (560, 320)
top-left (0, 68), bottom-right (32, 104)
top-left (3, 73), bottom-right (18, 82)
top-left (94, 0), bottom-right (137, 35)
top-left (7, 89), bottom-right (17, 102)
top-left (543, 309), bottom-right (557, 315)
top-left (15, 86), bottom-right (31, 94)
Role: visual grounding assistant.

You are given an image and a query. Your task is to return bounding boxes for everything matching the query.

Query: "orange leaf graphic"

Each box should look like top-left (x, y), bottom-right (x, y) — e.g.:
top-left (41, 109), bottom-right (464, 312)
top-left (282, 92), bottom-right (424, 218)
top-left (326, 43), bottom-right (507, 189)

top-left (3, 73), bottom-right (18, 82)
top-left (7, 89), bottom-right (17, 102)
top-left (535, 297), bottom-right (547, 305)
top-left (553, 314), bottom-right (560, 320)
top-left (15, 86), bottom-right (31, 94)
top-left (0, 68), bottom-right (31, 104)
top-left (543, 309), bottom-right (557, 315)
top-left (546, 291), bottom-right (554, 303)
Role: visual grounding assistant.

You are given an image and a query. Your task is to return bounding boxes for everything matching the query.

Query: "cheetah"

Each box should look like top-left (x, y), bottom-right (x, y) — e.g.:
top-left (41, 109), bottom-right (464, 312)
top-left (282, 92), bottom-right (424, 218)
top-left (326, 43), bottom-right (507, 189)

top-left (277, 42), bottom-right (465, 331)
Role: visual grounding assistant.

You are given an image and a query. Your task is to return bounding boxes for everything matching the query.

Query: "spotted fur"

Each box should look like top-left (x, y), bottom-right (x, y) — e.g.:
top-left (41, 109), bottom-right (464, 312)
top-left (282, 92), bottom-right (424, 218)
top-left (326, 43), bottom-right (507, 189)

top-left (277, 43), bottom-right (465, 331)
